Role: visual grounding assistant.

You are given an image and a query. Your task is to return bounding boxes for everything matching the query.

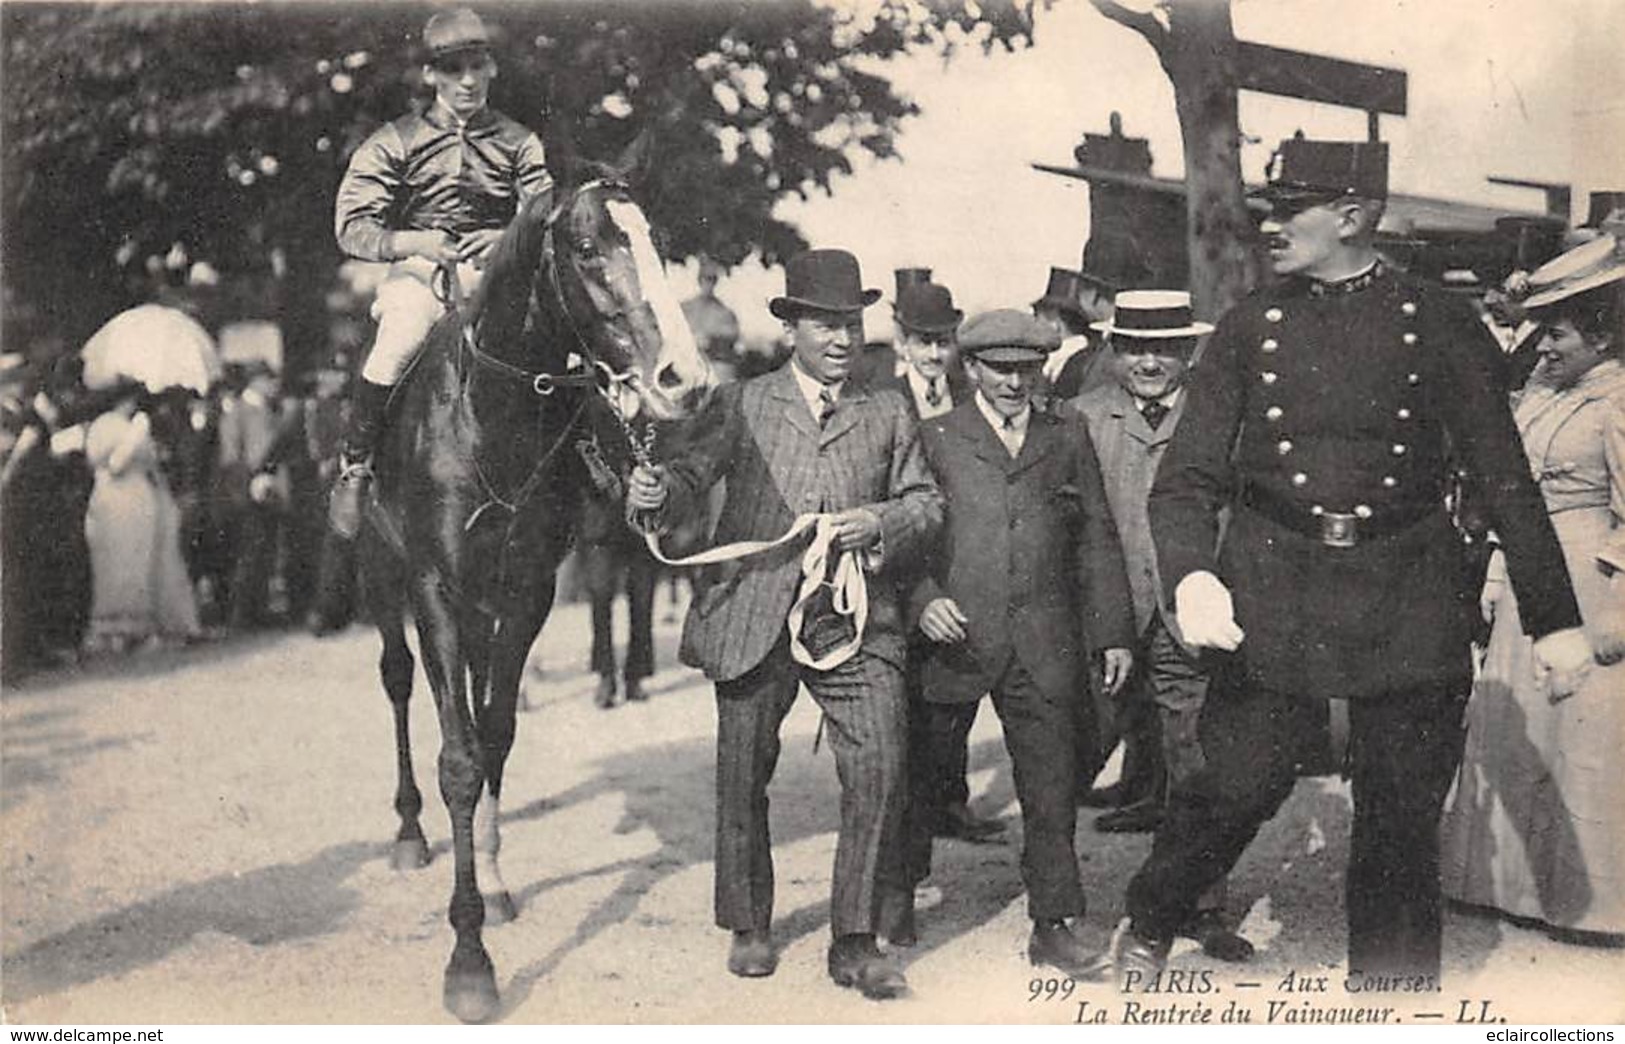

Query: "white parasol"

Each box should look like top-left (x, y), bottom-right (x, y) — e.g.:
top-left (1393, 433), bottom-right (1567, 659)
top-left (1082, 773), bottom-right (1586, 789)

top-left (81, 304), bottom-right (222, 393)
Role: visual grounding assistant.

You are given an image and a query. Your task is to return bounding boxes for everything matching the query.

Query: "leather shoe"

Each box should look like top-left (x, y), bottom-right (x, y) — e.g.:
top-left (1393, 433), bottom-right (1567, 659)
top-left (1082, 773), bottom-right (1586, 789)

top-left (594, 675), bottom-right (617, 710)
top-left (933, 802), bottom-right (1005, 843)
top-left (727, 929), bottom-right (777, 978)
top-left (1027, 919), bottom-right (1111, 981)
top-left (1114, 926), bottom-right (1171, 977)
top-left (878, 888), bottom-right (917, 948)
top-left (624, 679), bottom-right (648, 702)
top-left (1078, 781), bottom-right (1136, 808)
top-left (1094, 796), bottom-right (1163, 834)
top-left (828, 935), bottom-right (908, 1000)
top-left (1177, 909), bottom-right (1255, 962)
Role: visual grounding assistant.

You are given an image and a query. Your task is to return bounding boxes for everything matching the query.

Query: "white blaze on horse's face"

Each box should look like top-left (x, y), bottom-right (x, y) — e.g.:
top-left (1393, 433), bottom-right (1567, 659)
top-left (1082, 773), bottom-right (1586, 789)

top-left (601, 199), bottom-right (712, 420)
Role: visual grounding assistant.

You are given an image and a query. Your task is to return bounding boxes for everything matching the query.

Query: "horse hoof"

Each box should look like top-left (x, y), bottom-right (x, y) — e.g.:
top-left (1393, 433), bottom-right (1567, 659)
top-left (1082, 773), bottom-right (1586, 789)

top-left (389, 837), bottom-right (431, 871)
top-left (484, 891), bottom-right (519, 925)
top-left (443, 956), bottom-right (500, 1024)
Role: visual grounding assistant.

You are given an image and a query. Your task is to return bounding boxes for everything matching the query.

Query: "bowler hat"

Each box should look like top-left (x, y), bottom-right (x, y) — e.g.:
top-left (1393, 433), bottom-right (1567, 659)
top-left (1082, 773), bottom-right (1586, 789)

top-left (894, 283), bottom-right (962, 335)
top-left (423, 8), bottom-right (494, 60)
top-left (1031, 266), bottom-right (1113, 324)
top-left (769, 249), bottom-right (881, 321)
top-left (959, 309), bottom-right (1059, 364)
top-left (1257, 139), bottom-right (1389, 204)
top-left (894, 267), bottom-right (934, 298)
top-left (1091, 290), bottom-right (1214, 339)
top-left (1522, 233), bottom-right (1625, 311)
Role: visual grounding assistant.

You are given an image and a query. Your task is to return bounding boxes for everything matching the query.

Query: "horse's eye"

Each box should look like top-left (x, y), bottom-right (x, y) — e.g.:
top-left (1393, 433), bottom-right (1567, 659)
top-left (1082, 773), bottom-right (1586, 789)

top-left (577, 239), bottom-right (597, 255)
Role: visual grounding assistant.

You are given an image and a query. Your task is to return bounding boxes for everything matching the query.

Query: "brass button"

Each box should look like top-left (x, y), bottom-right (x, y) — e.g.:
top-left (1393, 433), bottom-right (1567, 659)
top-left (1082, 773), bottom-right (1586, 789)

top-left (1292, 472), bottom-right (1308, 487)
top-left (1265, 307), bottom-right (1283, 323)
top-left (1397, 407), bottom-right (1412, 420)
top-left (1311, 504), bottom-right (1325, 516)
top-left (1392, 443), bottom-right (1407, 456)
top-left (1355, 504), bottom-right (1373, 519)
top-left (1262, 338), bottom-right (1279, 353)
top-left (1261, 371), bottom-right (1279, 385)
top-left (1401, 301), bottom-right (1418, 316)
top-left (1382, 476), bottom-right (1398, 488)
top-left (1266, 406), bottom-right (1284, 421)
top-left (1277, 439), bottom-right (1294, 455)
top-left (1402, 332), bottom-right (1418, 345)
top-left (1407, 373), bottom-right (1421, 385)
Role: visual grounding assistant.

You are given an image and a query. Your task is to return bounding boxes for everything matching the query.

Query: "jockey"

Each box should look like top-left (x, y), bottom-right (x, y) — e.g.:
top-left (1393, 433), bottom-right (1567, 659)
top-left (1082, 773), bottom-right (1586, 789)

top-left (328, 7), bottom-right (554, 538)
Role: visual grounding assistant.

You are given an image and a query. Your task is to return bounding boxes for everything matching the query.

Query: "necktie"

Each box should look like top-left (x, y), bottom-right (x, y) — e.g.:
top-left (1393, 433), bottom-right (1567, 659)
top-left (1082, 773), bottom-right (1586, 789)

top-left (1140, 400), bottom-right (1169, 431)
top-left (925, 380), bottom-right (943, 407)
top-left (1001, 414), bottom-right (1020, 456)
top-left (818, 386), bottom-right (837, 428)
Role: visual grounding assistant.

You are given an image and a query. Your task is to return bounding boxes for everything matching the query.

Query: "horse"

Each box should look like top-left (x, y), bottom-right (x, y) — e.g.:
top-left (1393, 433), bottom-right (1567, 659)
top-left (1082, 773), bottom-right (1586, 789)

top-left (357, 168), bottom-right (711, 1023)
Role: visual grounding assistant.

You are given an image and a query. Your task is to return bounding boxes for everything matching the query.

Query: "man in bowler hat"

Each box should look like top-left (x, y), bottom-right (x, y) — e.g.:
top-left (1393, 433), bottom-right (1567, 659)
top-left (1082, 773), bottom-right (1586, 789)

top-left (897, 308), bottom-right (1135, 977)
top-left (1033, 267), bottom-right (1116, 405)
top-left (875, 278), bottom-right (1004, 847)
top-left (626, 248), bottom-right (943, 999)
top-left (1119, 139), bottom-right (1592, 981)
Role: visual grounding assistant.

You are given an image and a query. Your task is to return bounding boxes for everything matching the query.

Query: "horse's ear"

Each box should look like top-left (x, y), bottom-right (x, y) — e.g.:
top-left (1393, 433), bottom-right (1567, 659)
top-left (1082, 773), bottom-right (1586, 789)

top-left (543, 106), bottom-right (585, 187)
top-left (611, 126), bottom-right (655, 187)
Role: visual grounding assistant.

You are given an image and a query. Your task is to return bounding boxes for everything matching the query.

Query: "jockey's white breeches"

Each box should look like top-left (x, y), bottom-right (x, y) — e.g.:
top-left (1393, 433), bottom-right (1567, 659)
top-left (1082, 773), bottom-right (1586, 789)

top-left (362, 259), bottom-right (483, 385)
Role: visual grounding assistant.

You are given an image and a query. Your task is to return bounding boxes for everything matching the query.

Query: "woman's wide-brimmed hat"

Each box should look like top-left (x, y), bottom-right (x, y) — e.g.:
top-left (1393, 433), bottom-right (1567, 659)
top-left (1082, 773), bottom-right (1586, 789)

top-left (769, 249), bottom-right (882, 320)
top-left (1522, 233), bottom-right (1625, 311)
top-left (1091, 290), bottom-right (1215, 339)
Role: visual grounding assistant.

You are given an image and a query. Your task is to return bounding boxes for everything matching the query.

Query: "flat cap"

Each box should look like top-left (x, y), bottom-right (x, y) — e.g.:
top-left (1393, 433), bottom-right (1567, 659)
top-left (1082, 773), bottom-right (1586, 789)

top-left (958, 308), bottom-right (1060, 363)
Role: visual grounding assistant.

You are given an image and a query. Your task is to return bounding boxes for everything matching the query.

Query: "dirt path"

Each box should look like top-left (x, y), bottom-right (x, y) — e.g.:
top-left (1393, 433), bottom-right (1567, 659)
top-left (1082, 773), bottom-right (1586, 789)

top-left (3, 601), bottom-right (1620, 1024)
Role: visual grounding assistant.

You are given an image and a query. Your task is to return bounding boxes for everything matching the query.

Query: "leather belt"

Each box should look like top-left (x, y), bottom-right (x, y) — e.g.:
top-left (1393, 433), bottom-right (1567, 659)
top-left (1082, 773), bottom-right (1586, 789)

top-left (1239, 485), bottom-right (1437, 548)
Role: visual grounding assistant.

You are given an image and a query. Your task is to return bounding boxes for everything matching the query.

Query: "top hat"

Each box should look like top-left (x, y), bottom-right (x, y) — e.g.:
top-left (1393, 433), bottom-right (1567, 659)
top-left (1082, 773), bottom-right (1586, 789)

top-left (1091, 290), bottom-right (1214, 339)
top-left (1585, 191), bottom-right (1625, 229)
top-left (1257, 139), bottom-right (1389, 204)
top-left (1031, 266), bottom-right (1114, 323)
top-left (959, 309), bottom-right (1060, 364)
top-left (423, 8), bottom-right (494, 60)
top-left (894, 267), bottom-right (934, 298)
top-left (893, 283), bottom-right (962, 336)
top-left (769, 249), bottom-right (881, 321)
top-left (1522, 233), bottom-right (1625, 311)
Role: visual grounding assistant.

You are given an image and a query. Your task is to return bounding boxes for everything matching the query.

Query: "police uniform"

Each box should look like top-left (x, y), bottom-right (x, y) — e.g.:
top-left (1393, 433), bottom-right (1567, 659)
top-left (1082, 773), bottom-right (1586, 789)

top-left (1128, 143), bottom-right (1583, 981)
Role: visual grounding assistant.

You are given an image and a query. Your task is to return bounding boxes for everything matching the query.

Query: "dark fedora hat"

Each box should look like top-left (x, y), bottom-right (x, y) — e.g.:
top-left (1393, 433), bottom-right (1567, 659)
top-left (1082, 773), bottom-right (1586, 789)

top-left (423, 8), bottom-right (495, 60)
top-left (894, 267), bottom-right (934, 298)
top-left (1256, 139), bottom-right (1389, 205)
top-left (769, 249), bottom-right (882, 321)
top-left (1031, 266), bottom-right (1114, 323)
top-left (894, 282), bottom-right (962, 335)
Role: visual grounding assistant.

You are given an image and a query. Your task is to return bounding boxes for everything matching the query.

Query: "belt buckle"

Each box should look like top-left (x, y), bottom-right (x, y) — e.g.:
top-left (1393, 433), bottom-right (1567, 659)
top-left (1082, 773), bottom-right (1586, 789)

top-left (1319, 511), bottom-right (1359, 548)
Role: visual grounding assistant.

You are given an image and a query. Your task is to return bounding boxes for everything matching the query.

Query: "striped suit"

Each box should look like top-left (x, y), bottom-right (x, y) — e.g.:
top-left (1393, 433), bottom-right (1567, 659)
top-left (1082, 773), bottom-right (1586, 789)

top-left (659, 362), bottom-right (943, 937)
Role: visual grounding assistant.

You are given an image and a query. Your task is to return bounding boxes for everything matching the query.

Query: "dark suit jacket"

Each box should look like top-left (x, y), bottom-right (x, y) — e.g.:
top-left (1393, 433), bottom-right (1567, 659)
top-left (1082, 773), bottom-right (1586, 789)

top-left (911, 402), bottom-right (1136, 705)
top-left (660, 363), bottom-right (943, 682)
top-left (1151, 267), bottom-right (1581, 700)
top-left (871, 366), bottom-right (969, 422)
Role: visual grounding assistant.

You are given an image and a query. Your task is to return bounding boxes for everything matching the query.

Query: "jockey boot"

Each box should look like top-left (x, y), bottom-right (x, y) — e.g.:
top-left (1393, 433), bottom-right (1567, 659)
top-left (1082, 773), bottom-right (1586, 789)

top-left (328, 378), bottom-right (392, 540)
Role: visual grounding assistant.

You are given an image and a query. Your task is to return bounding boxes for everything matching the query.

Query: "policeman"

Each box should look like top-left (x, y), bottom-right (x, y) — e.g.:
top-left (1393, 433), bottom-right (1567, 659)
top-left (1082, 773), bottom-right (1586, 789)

top-left (328, 8), bottom-right (553, 537)
top-left (1118, 139), bottom-right (1592, 981)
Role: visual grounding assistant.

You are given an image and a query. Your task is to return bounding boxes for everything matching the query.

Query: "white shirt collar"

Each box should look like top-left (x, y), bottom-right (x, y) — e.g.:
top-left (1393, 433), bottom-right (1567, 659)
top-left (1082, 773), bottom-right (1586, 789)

top-left (1130, 386), bottom-right (1183, 411)
top-left (974, 391), bottom-right (1030, 435)
top-left (789, 360), bottom-right (841, 417)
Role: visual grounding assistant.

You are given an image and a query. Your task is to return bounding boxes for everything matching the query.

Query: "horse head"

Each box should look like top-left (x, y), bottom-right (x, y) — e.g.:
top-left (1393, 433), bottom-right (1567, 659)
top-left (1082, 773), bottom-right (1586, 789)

top-left (536, 174), bottom-right (713, 422)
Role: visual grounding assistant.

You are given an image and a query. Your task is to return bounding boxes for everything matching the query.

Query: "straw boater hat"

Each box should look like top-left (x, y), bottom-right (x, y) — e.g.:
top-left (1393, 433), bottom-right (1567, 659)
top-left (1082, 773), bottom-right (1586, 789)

top-left (1091, 290), bottom-right (1214, 339)
top-left (1522, 233), bottom-right (1625, 310)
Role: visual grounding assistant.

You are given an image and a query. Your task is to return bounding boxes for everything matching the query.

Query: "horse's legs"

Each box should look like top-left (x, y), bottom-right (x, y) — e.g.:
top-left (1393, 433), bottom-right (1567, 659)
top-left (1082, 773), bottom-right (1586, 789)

top-left (471, 581), bottom-right (557, 926)
top-left (411, 572), bottom-right (498, 1024)
top-left (364, 537), bottom-right (430, 870)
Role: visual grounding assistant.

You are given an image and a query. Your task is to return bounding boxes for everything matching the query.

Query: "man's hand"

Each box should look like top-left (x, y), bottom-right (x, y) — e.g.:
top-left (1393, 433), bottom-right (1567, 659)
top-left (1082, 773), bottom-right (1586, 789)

top-left (1101, 647), bottom-right (1134, 697)
top-left (829, 508), bottom-right (881, 552)
top-left (1173, 571), bottom-right (1245, 651)
top-left (626, 464), bottom-right (669, 513)
top-left (1479, 549), bottom-right (1507, 626)
top-left (457, 229), bottom-right (504, 265)
top-left (1533, 627), bottom-right (1593, 703)
top-left (393, 229), bottom-right (458, 265)
top-left (920, 597), bottom-right (969, 644)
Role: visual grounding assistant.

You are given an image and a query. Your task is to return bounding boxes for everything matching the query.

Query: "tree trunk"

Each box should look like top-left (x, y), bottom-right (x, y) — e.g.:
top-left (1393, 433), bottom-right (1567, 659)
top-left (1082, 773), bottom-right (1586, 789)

top-left (1161, 0), bottom-right (1258, 321)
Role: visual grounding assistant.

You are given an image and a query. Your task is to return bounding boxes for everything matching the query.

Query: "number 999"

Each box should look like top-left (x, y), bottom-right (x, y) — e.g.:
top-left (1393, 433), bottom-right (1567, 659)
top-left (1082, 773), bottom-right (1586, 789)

top-left (1027, 977), bottom-right (1076, 1002)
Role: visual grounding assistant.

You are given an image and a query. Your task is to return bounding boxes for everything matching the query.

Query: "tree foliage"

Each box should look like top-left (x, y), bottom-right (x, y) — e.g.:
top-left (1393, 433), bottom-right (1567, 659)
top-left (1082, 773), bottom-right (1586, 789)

top-left (2, 0), bottom-right (1037, 361)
